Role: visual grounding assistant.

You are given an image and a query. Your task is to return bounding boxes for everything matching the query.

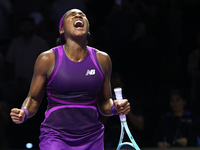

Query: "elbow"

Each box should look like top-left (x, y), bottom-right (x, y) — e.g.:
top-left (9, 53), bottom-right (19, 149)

top-left (98, 108), bottom-right (113, 117)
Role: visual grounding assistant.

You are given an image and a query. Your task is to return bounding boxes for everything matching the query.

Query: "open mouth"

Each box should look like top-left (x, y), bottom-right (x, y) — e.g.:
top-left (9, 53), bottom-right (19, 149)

top-left (74, 20), bottom-right (84, 28)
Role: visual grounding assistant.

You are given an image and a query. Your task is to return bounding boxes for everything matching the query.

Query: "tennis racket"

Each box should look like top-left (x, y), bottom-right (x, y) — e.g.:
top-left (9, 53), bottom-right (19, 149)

top-left (114, 87), bottom-right (141, 150)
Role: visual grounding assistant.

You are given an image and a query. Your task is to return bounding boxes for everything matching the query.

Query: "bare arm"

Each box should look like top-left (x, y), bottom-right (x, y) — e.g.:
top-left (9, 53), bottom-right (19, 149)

top-left (96, 50), bottom-right (113, 116)
top-left (10, 50), bottom-right (55, 123)
top-left (96, 50), bottom-right (130, 116)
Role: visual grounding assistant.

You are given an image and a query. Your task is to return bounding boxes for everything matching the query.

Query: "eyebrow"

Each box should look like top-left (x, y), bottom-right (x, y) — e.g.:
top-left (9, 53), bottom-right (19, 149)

top-left (69, 11), bottom-right (85, 16)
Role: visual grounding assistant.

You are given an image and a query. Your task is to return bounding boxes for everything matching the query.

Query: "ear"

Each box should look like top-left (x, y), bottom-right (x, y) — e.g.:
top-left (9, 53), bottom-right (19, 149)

top-left (88, 30), bottom-right (90, 36)
top-left (59, 28), bottom-right (64, 35)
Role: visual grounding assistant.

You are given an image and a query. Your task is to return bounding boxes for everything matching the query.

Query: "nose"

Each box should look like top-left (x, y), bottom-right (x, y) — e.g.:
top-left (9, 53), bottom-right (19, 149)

top-left (75, 14), bottom-right (82, 19)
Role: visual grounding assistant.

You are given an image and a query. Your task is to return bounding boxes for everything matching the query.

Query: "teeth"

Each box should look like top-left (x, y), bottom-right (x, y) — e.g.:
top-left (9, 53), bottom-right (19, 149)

top-left (75, 20), bottom-right (82, 24)
top-left (74, 20), bottom-right (84, 27)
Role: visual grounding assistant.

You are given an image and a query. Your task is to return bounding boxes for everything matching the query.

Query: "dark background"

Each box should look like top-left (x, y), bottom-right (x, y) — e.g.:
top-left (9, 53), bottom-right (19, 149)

top-left (0, 0), bottom-right (200, 149)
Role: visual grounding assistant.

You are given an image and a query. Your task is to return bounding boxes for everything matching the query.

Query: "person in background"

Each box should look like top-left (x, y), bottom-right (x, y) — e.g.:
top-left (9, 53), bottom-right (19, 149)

top-left (10, 9), bottom-right (130, 150)
top-left (154, 88), bottom-right (199, 148)
top-left (5, 16), bottom-right (49, 110)
top-left (6, 16), bottom-right (49, 84)
top-left (0, 101), bottom-right (10, 149)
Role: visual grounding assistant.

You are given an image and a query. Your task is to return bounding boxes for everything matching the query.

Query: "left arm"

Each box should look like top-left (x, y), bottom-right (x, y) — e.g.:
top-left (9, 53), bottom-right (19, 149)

top-left (96, 50), bottom-right (130, 116)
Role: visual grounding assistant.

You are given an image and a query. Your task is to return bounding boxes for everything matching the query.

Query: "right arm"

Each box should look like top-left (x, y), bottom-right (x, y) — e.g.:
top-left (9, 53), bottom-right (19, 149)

top-left (10, 49), bottom-right (55, 124)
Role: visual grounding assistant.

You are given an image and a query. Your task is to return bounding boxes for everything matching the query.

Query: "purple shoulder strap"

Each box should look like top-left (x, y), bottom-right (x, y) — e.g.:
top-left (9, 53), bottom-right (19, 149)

top-left (87, 46), bottom-right (104, 79)
top-left (47, 45), bottom-right (63, 86)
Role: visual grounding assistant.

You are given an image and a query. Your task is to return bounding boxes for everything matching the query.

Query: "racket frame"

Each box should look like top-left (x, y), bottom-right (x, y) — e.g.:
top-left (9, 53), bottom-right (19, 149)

top-left (114, 88), bottom-right (141, 150)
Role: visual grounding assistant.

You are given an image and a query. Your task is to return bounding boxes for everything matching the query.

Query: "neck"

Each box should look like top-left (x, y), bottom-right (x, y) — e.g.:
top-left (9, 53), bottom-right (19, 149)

top-left (63, 40), bottom-right (87, 62)
top-left (67, 33), bottom-right (88, 47)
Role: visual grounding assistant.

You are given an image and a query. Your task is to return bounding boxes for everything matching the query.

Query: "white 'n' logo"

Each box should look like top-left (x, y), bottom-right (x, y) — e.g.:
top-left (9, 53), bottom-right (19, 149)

top-left (85, 69), bottom-right (95, 76)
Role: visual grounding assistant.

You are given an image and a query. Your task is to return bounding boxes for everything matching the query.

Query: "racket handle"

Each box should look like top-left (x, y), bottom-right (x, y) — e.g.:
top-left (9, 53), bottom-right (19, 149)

top-left (114, 87), bottom-right (126, 122)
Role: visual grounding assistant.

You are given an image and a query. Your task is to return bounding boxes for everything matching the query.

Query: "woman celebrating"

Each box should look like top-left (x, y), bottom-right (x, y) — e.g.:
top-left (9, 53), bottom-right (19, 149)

top-left (10, 9), bottom-right (130, 150)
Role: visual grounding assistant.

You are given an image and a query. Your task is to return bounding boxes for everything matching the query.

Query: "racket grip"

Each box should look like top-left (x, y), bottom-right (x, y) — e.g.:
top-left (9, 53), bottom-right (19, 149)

top-left (114, 88), bottom-right (127, 122)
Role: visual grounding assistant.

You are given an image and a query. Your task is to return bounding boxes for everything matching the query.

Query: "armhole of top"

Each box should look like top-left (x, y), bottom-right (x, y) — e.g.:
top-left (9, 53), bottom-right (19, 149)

top-left (47, 45), bottom-right (63, 86)
top-left (87, 46), bottom-right (104, 79)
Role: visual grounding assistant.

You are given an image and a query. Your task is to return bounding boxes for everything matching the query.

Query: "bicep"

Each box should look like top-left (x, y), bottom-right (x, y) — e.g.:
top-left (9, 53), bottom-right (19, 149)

top-left (28, 70), bottom-right (46, 103)
top-left (27, 50), bottom-right (54, 103)
top-left (97, 51), bottom-right (112, 103)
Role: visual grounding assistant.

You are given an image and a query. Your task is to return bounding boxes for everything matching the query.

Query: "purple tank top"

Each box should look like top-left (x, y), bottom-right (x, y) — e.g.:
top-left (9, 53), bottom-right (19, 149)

top-left (46, 45), bottom-right (104, 106)
top-left (39, 45), bottom-right (105, 149)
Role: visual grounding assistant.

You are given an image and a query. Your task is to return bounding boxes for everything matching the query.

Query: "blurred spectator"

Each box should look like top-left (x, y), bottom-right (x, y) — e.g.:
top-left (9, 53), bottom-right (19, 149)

top-left (164, 46), bottom-right (185, 87)
top-left (6, 16), bottom-right (49, 84)
top-left (12, 0), bottom-right (49, 18)
top-left (0, 0), bottom-right (12, 55)
top-left (5, 17), bottom-right (49, 108)
top-left (180, 0), bottom-right (200, 52)
top-left (128, 21), bottom-right (159, 92)
top-left (170, 0), bottom-right (182, 49)
top-left (12, 0), bottom-right (50, 35)
top-left (29, 11), bottom-right (56, 48)
top-left (174, 0), bottom-right (200, 69)
top-left (106, 0), bottom-right (137, 60)
top-left (100, 72), bottom-right (144, 149)
top-left (0, 52), bottom-right (5, 101)
top-left (187, 30), bottom-right (200, 115)
top-left (0, 101), bottom-right (10, 149)
top-left (154, 88), bottom-right (199, 148)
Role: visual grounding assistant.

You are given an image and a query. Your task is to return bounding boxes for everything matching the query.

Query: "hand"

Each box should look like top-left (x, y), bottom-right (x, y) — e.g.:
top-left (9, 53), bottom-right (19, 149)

top-left (113, 99), bottom-right (130, 115)
top-left (157, 141), bottom-right (171, 148)
top-left (176, 137), bottom-right (187, 147)
top-left (10, 108), bottom-right (26, 124)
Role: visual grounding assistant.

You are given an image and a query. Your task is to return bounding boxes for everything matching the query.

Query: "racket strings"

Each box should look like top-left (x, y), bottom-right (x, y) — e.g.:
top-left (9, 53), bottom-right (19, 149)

top-left (119, 145), bottom-right (136, 150)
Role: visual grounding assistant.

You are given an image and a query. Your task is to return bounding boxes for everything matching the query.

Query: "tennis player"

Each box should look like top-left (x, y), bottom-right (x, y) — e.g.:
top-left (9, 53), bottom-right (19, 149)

top-left (10, 9), bottom-right (130, 150)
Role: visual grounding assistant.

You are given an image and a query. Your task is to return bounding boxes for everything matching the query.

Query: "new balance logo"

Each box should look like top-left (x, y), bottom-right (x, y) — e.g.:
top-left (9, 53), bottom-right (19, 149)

top-left (85, 69), bottom-right (95, 76)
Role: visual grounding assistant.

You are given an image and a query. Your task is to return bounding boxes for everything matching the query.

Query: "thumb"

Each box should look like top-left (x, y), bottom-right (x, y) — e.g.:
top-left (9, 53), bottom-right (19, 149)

top-left (19, 109), bottom-right (26, 120)
top-left (113, 100), bottom-right (120, 109)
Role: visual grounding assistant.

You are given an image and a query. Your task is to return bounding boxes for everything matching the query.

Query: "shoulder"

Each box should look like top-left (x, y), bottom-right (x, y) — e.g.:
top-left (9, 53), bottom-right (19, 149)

top-left (34, 49), bottom-right (55, 73)
top-left (36, 49), bottom-right (55, 64)
top-left (95, 49), bottom-right (111, 66)
top-left (95, 49), bottom-right (110, 59)
top-left (95, 48), bottom-right (112, 74)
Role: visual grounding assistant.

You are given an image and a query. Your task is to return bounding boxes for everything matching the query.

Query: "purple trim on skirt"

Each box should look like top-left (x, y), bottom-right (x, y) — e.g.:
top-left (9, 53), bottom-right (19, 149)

top-left (45, 105), bottom-right (98, 119)
top-left (46, 90), bottom-right (97, 105)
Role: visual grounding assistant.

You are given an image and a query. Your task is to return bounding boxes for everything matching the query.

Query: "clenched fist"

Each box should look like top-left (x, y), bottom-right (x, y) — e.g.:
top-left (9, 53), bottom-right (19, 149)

top-left (10, 108), bottom-right (26, 124)
top-left (113, 99), bottom-right (130, 115)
